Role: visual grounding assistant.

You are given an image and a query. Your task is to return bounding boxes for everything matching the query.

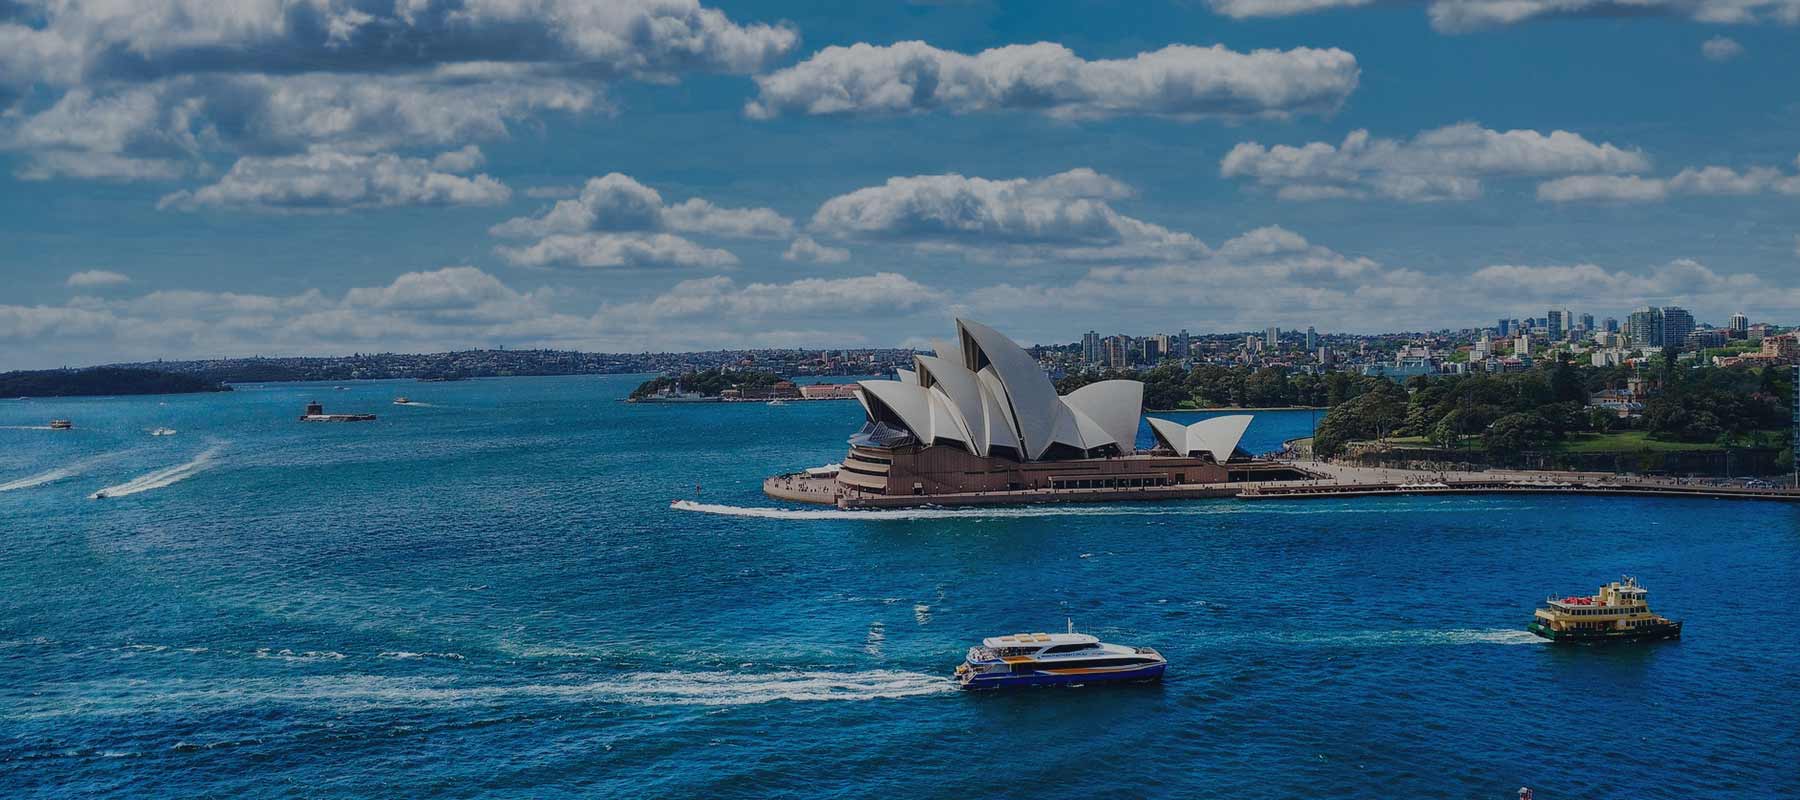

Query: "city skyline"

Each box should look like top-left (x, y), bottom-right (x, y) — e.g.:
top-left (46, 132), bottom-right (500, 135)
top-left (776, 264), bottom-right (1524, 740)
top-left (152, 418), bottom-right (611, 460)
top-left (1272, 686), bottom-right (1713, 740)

top-left (5, 1), bottom-right (1800, 370)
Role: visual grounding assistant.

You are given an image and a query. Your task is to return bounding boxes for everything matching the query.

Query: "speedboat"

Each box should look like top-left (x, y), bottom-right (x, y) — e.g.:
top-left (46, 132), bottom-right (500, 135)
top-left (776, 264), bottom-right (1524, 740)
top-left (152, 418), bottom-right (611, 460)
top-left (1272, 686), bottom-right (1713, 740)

top-left (766, 399), bottom-right (787, 406)
top-left (393, 397), bottom-right (412, 405)
top-left (149, 427), bottom-right (177, 436)
top-left (954, 623), bottom-right (1165, 690)
top-left (49, 419), bottom-right (72, 430)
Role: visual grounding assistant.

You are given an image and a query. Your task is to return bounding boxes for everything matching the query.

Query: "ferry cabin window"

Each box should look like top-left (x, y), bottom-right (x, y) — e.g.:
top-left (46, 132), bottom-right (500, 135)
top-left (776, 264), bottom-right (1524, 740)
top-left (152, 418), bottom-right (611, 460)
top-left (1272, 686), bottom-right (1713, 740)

top-left (1042, 643), bottom-right (1100, 654)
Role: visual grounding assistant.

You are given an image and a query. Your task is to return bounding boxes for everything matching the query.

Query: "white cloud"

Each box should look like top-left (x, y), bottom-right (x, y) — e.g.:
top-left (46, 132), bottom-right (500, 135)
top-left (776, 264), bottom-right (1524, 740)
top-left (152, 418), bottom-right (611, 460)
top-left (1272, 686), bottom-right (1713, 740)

top-left (1466, 259), bottom-right (1770, 307)
top-left (2, 1), bottom-right (796, 181)
top-left (808, 168), bottom-right (1206, 262)
top-left (494, 233), bottom-right (739, 269)
top-left (66, 269), bottom-right (131, 288)
top-left (1221, 123), bottom-right (1650, 202)
top-left (1538, 162), bottom-right (1800, 203)
top-left (1, 266), bottom-right (587, 366)
top-left (157, 148), bottom-right (511, 212)
top-left (491, 173), bottom-right (794, 239)
top-left (746, 41), bottom-right (1359, 121)
top-left (783, 236), bottom-right (851, 264)
top-left (8, 70), bottom-right (601, 181)
top-left (1702, 36), bottom-right (1747, 60)
top-left (2, 0), bottom-right (797, 92)
top-left (431, 145), bottom-right (485, 173)
top-left (1207, 0), bottom-right (1800, 32)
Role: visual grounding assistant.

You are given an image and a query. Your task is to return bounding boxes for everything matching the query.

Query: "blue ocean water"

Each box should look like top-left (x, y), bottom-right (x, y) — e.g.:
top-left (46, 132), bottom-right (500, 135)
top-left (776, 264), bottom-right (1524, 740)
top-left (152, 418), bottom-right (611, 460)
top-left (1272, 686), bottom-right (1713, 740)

top-left (2, 375), bottom-right (1796, 799)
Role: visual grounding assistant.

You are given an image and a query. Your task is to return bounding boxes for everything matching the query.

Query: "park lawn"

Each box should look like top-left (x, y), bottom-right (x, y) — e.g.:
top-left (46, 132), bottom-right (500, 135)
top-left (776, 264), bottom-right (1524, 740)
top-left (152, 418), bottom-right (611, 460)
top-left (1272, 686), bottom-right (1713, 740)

top-left (1553, 429), bottom-right (1785, 453)
top-left (1368, 430), bottom-right (1785, 454)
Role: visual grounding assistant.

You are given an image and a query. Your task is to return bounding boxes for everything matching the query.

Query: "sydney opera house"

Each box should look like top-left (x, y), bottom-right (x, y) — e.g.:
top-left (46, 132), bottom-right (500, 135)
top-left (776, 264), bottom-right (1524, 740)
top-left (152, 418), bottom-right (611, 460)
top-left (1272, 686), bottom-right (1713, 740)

top-left (765, 320), bottom-right (1309, 507)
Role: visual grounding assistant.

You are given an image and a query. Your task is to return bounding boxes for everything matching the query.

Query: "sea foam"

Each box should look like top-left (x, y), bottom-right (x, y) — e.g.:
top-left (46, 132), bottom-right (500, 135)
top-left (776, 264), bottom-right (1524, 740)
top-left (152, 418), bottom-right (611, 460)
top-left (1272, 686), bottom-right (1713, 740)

top-left (89, 445), bottom-right (222, 499)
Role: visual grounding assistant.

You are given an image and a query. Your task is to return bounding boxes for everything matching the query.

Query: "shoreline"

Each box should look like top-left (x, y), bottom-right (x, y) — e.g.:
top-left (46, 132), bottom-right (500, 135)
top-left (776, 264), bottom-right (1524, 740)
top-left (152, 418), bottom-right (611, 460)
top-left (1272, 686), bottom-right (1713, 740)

top-left (1144, 406), bottom-right (1328, 412)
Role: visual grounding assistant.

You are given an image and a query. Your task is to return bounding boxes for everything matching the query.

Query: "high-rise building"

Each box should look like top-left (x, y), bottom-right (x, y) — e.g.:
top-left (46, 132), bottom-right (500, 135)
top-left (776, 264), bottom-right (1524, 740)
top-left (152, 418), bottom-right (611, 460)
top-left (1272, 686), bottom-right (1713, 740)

top-left (1729, 313), bottom-right (1749, 335)
top-left (1629, 306), bottom-right (1663, 348)
top-left (1265, 326), bottom-right (1280, 349)
top-left (1081, 331), bottom-right (1102, 364)
top-left (1660, 307), bottom-right (1694, 349)
top-left (1602, 317), bottom-right (1619, 334)
top-left (1497, 318), bottom-right (1512, 338)
top-left (1579, 313), bottom-right (1595, 332)
top-left (1515, 335), bottom-right (1531, 357)
top-left (1305, 326), bottom-right (1318, 351)
top-left (1141, 337), bottom-right (1163, 363)
top-left (1177, 329), bottom-right (1191, 359)
top-left (1547, 309), bottom-right (1570, 341)
top-left (1105, 335), bottom-right (1130, 368)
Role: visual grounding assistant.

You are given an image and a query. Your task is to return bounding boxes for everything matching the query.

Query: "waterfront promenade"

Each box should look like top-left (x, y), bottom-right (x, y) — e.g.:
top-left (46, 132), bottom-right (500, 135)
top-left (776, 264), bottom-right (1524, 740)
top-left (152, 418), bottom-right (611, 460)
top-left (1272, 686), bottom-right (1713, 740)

top-left (765, 460), bottom-right (1800, 508)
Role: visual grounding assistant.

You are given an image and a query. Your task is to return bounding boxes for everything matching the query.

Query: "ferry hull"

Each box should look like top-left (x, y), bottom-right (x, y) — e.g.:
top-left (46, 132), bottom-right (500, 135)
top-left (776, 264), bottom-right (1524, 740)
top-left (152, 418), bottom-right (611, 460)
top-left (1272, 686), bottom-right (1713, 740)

top-left (1527, 621), bottom-right (1681, 644)
top-left (958, 662), bottom-right (1166, 690)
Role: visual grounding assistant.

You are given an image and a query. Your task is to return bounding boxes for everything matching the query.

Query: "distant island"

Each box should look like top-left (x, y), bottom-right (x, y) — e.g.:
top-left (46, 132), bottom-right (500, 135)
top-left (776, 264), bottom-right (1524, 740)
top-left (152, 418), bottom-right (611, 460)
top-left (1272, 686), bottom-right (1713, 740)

top-left (2, 367), bottom-right (232, 398)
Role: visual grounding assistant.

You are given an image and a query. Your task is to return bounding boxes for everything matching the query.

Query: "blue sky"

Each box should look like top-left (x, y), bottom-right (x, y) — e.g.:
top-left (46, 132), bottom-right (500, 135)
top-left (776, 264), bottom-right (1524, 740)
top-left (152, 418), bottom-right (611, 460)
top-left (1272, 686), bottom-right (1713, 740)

top-left (3, 0), bottom-right (1798, 369)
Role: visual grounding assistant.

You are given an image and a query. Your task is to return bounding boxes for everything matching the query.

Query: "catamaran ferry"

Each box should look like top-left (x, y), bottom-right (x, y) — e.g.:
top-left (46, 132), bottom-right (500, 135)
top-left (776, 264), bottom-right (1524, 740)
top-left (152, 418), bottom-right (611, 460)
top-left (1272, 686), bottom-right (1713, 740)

top-left (1527, 576), bottom-right (1682, 644)
top-left (954, 624), bottom-right (1165, 689)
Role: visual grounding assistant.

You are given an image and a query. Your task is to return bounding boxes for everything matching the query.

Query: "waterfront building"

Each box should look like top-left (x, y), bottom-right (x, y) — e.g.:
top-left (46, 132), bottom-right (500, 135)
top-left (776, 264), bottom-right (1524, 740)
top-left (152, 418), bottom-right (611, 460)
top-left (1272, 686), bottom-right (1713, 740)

top-left (1661, 307), bottom-right (1695, 350)
top-left (765, 320), bottom-right (1303, 505)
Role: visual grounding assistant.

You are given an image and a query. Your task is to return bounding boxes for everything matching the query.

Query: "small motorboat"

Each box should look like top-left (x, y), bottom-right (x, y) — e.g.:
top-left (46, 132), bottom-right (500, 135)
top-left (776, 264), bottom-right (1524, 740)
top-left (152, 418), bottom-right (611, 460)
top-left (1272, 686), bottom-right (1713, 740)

top-left (393, 397), bottom-right (413, 405)
top-left (954, 621), bottom-right (1165, 690)
top-left (49, 419), bottom-right (72, 430)
top-left (766, 399), bottom-right (788, 406)
top-left (149, 427), bottom-right (177, 436)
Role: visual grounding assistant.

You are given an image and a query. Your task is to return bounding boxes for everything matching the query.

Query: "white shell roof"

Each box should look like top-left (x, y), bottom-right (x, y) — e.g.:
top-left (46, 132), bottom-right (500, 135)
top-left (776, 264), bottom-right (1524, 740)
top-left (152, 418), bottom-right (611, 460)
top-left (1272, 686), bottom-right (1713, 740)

top-left (852, 319), bottom-right (1145, 462)
top-left (1146, 414), bottom-right (1254, 462)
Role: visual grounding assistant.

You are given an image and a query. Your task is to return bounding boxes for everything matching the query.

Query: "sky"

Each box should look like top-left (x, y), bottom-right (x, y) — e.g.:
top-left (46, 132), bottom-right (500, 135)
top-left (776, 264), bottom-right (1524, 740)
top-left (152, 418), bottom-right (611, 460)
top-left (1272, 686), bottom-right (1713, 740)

top-left (3, 0), bottom-right (1799, 369)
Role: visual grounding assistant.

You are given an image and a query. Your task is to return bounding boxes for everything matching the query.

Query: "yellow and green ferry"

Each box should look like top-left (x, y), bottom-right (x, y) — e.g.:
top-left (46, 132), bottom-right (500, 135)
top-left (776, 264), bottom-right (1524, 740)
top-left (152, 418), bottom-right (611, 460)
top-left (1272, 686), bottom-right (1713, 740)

top-left (1528, 576), bottom-right (1681, 644)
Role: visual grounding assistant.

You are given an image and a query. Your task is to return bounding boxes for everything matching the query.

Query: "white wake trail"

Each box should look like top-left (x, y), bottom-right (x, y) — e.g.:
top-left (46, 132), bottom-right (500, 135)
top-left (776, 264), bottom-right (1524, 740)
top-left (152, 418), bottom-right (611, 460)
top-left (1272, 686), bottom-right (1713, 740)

top-left (0, 452), bottom-right (119, 492)
top-left (90, 446), bottom-right (222, 499)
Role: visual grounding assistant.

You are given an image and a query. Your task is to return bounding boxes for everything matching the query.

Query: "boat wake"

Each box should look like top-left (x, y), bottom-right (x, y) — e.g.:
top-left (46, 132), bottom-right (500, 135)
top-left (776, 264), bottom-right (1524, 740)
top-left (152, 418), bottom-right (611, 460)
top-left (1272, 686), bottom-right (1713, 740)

top-left (90, 446), bottom-right (222, 499)
top-left (669, 499), bottom-right (1514, 521)
top-left (20, 669), bottom-right (956, 719)
top-left (0, 425), bottom-right (56, 430)
top-left (0, 453), bottom-right (118, 492)
top-left (1233, 628), bottom-right (1544, 648)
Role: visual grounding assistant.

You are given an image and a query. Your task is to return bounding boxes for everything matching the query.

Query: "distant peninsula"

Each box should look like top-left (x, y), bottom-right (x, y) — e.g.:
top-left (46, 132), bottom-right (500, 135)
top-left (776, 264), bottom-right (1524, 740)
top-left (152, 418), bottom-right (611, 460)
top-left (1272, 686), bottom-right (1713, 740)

top-left (1, 367), bottom-right (233, 398)
top-left (629, 369), bottom-right (785, 401)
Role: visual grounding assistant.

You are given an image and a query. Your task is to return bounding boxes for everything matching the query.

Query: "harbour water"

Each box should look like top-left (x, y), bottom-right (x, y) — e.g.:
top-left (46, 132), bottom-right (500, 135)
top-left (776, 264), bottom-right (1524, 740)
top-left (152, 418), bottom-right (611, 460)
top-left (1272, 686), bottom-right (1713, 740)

top-left (3, 375), bottom-right (1796, 798)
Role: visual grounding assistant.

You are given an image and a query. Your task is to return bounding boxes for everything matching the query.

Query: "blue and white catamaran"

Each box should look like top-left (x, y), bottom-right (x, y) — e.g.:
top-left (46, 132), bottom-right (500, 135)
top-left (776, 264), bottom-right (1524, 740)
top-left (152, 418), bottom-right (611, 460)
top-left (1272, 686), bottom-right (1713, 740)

top-left (954, 622), bottom-right (1165, 690)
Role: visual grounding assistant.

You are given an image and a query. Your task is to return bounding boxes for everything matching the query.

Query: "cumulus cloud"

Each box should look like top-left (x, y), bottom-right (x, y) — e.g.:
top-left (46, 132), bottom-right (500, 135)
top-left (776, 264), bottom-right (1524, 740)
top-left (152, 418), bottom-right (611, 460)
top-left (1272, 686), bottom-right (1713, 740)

top-left (1, 266), bottom-right (589, 366)
top-left (8, 70), bottom-right (601, 181)
top-left (783, 236), bottom-right (851, 264)
top-left (491, 173), bottom-right (793, 239)
top-left (1221, 123), bottom-right (1650, 202)
top-left (494, 233), bottom-right (739, 269)
top-left (0, 265), bottom-right (962, 366)
top-left (66, 269), bottom-right (131, 288)
top-left (1702, 36), bottom-right (1747, 60)
top-left (808, 168), bottom-right (1206, 262)
top-left (488, 173), bottom-right (792, 268)
top-left (2, 1), bottom-right (796, 181)
top-left (1537, 161), bottom-right (1800, 202)
top-left (157, 148), bottom-right (511, 212)
top-left (746, 41), bottom-right (1359, 121)
top-left (1207, 0), bottom-right (1800, 32)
